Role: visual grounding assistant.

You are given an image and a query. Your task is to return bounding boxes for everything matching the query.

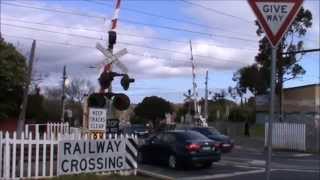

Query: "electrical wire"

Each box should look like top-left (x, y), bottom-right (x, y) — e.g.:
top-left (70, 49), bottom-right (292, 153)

top-left (2, 2), bottom-right (257, 43)
top-left (180, 0), bottom-right (252, 24)
top-left (3, 33), bottom-right (95, 49)
top-left (83, 0), bottom-right (254, 37)
top-left (2, 2), bottom-right (106, 20)
top-left (2, 23), bottom-right (251, 63)
top-left (119, 18), bottom-right (257, 42)
top-left (2, 32), bottom-right (248, 66)
top-left (4, 17), bottom-right (257, 51)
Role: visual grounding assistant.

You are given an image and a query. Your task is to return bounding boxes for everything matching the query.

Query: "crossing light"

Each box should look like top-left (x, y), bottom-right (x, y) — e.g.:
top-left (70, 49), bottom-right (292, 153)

top-left (88, 92), bottom-right (130, 111)
top-left (88, 93), bottom-right (106, 108)
top-left (108, 31), bottom-right (117, 49)
top-left (112, 93), bottom-right (130, 111)
top-left (96, 63), bottom-right (134, 111)
top-left (120, 74), bottom-right (135, 90)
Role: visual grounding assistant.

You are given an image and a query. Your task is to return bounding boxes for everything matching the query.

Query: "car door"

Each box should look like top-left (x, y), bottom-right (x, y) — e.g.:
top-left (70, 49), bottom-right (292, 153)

top-left (147, 133), bottom-right (164, 163)
top-left (158, 133), bottom-right (176, 163)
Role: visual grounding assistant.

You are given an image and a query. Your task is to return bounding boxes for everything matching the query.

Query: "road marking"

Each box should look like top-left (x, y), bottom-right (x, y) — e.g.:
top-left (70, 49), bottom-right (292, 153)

top-left (178, 169), bottom-right (266, 180)
top-left (249, 160), bottom-right (266, 166)
top-left (291, 153), bottom-right (313, 157)
top-left (286, 158), bottom-right (320, 163)
top-left (272, 168), bottom-right (320, 173)
top-left (138, 169), bottom-right (174, 180)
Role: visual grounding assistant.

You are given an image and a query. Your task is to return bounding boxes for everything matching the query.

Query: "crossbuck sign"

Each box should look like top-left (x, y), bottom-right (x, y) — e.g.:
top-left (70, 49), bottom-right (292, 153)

top-left (96, 43), bottom-right (128, 73)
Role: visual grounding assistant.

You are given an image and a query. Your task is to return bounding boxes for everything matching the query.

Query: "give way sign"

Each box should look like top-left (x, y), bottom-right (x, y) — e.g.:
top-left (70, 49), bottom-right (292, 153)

top-left (248, 0), bottom-right (303, 47)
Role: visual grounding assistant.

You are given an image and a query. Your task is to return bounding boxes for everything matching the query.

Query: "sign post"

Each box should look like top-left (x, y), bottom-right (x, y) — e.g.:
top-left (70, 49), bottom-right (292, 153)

top-left (247, 0), bottom-right (303, 179)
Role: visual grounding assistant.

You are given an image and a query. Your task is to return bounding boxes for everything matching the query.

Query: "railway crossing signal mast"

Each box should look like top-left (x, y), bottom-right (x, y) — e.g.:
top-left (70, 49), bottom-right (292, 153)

top-left (85, 0), bottom-right (134, 135)
top-left (189, 41), bottom-right (208, 127)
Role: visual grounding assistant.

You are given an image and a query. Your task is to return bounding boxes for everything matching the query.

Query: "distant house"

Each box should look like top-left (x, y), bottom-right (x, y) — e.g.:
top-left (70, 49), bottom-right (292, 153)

top-left (116, 104), bottom-right (136, 126)
top-left (256, 84), bottom-right (320, 124)
top-left (201, 99), bottom-right (237, 121)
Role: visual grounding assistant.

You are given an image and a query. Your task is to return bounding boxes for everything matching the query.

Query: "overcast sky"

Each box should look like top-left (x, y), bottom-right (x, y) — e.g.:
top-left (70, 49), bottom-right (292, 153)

top-left (1, 0), bottom-right (319, 103)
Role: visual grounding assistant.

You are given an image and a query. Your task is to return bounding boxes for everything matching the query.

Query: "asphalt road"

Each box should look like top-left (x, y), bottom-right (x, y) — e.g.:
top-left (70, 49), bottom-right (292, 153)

top-left (218, 170), bottom-right (320, 180)
top-left (138, 149), bottom-right (320, 180)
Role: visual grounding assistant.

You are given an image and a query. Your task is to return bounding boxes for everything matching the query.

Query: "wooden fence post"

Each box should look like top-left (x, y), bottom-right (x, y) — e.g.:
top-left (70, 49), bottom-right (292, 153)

top-left (11, 132), bottom-right (17, 178)
top-left (20, 132), bottom-right (25, 178)
top-left (36, 124), bottom-right (39, 136)
top-left (49, 133), bottom-right (54, 177)
top-left (25, 125), bottom-right (29, 138)
top-left (4, 132), bottom-right (10, 179)
top-left (35, 131), bottom-right (40, 178)
top-left (27, 132), bottom-right (32, 178)
top-left (43, 133), bottom-right (47, 177)
top-left (0, 131), bottom-right (3, 178)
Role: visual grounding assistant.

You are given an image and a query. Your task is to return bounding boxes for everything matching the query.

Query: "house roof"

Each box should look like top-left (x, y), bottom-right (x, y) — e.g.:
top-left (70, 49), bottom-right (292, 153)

top-left (284, 84), bottom-right (320, 91)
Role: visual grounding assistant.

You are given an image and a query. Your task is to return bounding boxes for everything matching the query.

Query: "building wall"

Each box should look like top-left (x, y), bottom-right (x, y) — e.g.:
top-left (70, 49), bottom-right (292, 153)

top-left (256, 84), bottom-right (319, 115)
top-left (283, 85), bottom-right (318, 113)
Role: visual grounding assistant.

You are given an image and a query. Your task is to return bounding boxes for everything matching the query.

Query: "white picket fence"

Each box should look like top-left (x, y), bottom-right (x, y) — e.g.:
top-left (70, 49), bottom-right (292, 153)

top-left (0, 130), bottom-right (138, 179)
top-left (25, 123), bottom-right (71, 139)
top-left (265, 122), bottom-right (306, 151)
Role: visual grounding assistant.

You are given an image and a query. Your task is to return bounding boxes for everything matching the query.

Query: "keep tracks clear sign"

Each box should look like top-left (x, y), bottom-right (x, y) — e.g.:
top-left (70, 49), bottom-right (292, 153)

top-left (58, 139), bottom-right (127, 175)
top-left (88, 108), bottom-right (106, 131)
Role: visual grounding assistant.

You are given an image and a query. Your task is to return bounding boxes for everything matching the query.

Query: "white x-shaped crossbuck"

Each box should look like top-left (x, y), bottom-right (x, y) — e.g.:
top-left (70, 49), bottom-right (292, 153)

top-left (96, 42), bottom-right (128, 74)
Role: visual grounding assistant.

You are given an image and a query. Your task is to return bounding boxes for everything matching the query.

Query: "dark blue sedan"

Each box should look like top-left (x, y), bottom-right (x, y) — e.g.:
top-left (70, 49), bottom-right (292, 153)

top-left (138, 130), bottom-right (221, 169)
top-left (191, 127), bottom-right (234, 152)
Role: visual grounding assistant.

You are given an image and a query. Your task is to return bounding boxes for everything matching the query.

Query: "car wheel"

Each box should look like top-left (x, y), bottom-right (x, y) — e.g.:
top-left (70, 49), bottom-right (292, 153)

top-left (168, 155), bottom-right (178, 169)
top-left (202, 161), bottom-right (212, 168)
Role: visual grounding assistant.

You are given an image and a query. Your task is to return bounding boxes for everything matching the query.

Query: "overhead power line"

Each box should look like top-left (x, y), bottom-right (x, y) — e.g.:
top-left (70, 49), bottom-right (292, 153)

top-left (2, 2), bottom-right (106, 20)
top-left (83, 0), bottom-right (253, 37)
top-left (4, 17), bottom-right (257, 51)
top-left (3, 33), bottom-right (95, 49)
top-left (2, 23), bottom-right (104, 41)
top-left (119, 18), bottom-right (257, 42)
top-left (2, 23), bottom-right (251, 63)
top-left (180, 0), bottom-right (252, 24)
top-left (2, 2), bottom-right (257, 43)
top-left (3, 33), bottom-right (248, 68)
top-left (3, 17), bottom-right (104, 33)
top-left (2, 25), bottom-right (248, 66)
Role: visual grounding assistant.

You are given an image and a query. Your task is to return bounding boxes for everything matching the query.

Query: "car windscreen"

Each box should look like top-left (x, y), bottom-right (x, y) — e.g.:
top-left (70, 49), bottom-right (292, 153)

top-left (176, 131), bottom-right (209, 141)
top-left (131, 125), bottom-right (147, 132)
top-left (194, 128), bottom-right (220, 136)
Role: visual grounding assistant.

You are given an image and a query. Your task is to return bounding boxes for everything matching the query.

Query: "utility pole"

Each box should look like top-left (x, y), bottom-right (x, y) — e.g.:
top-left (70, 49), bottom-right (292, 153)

top-left (17, 40), bottom-right (36, 135)
top-left (204, 70), bottom-right (208, 120)
top-left (61, 65), bottom-right (67, 122)
top-left (189, 40), bottom-right (198, 121)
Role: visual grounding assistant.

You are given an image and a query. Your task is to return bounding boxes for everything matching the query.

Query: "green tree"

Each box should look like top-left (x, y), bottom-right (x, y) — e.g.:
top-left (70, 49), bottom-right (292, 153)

top-left (43, 87), bottom-right (62, 122)
top-left (233, 7), bottom-right (312, 118)
top-left (26, 87), bottom-right (46, 123)
top-left (134, 96), bottom-right (173, 129)
top-left (0, 38), bottom-right (27, 120)
top-left (66, 78), bottom-right (95, 104)
top-left (234, 7), bottom-right (312, 95)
